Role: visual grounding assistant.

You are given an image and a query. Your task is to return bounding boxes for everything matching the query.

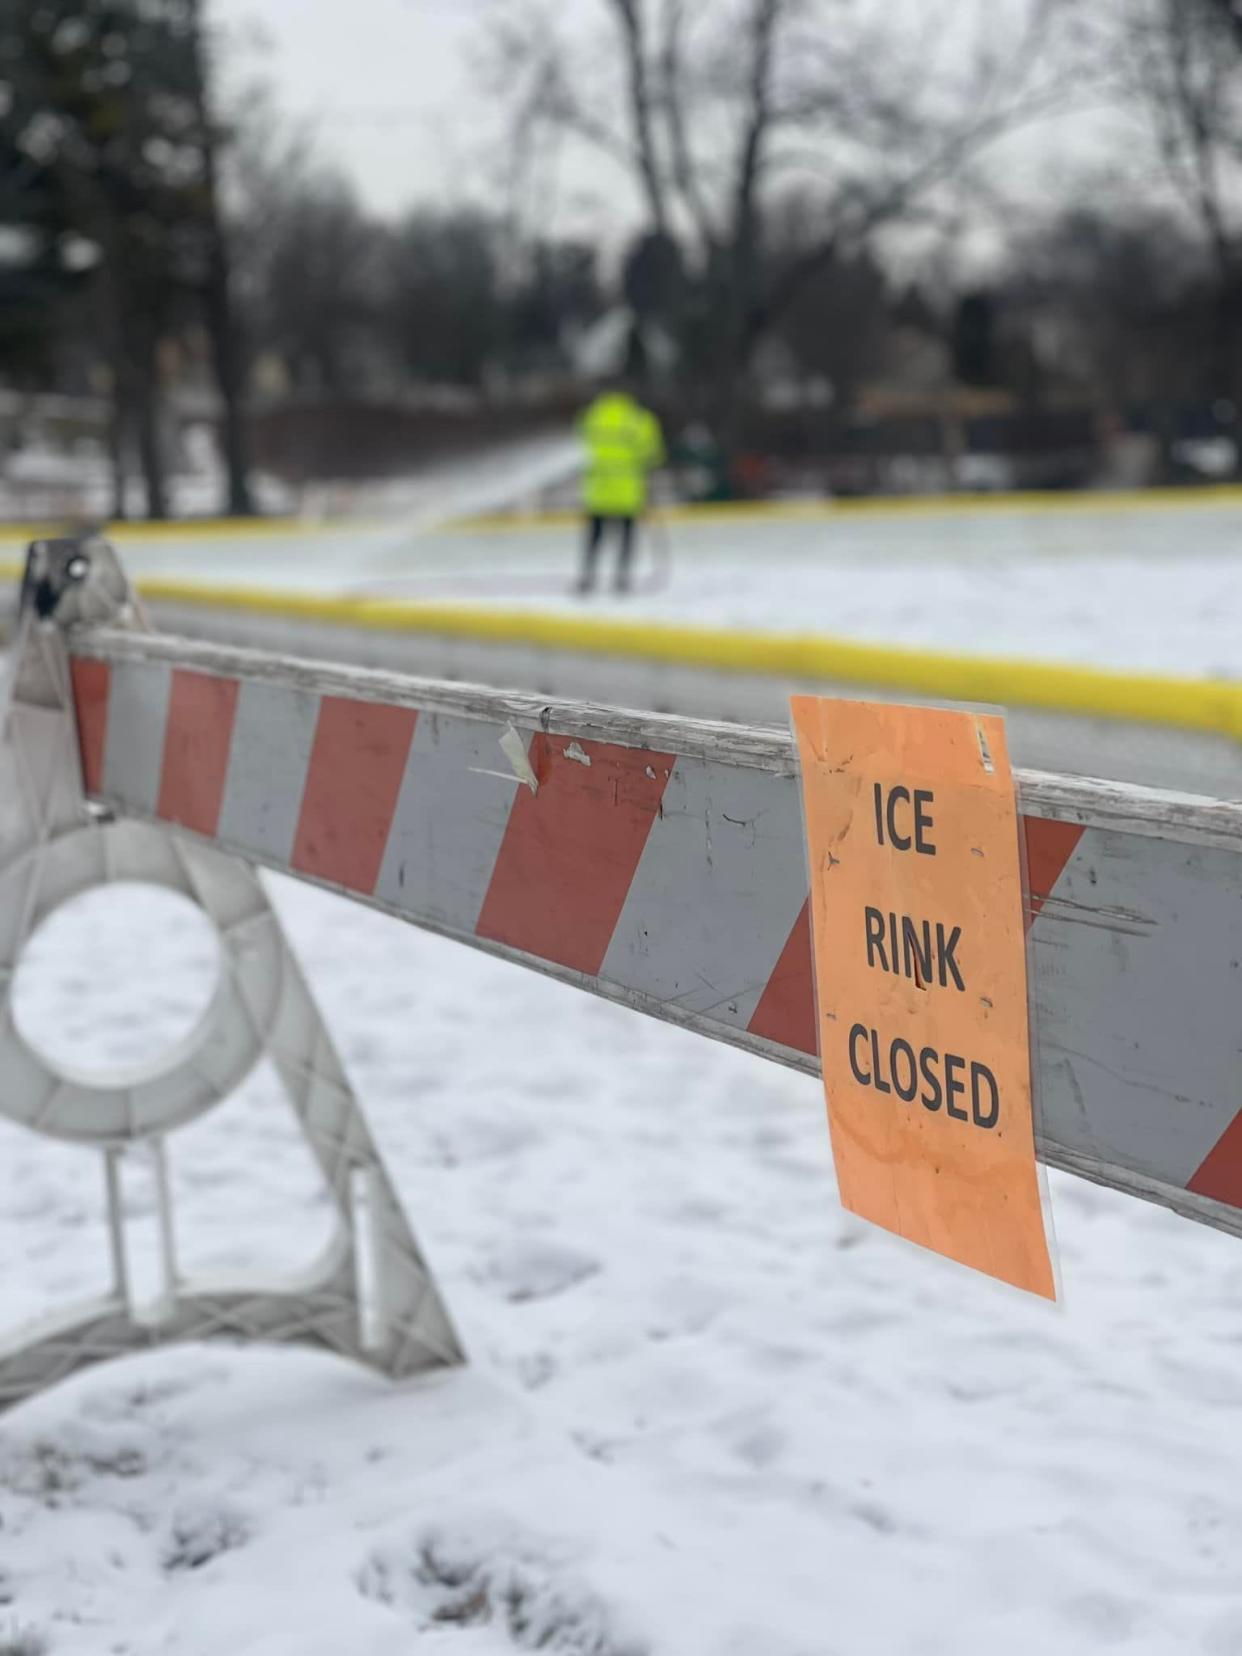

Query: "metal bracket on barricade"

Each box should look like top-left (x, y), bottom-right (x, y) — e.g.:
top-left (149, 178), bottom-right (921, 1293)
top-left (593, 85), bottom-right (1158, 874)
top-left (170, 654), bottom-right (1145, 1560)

top-left (0, 537), bottom-right (463, 1412)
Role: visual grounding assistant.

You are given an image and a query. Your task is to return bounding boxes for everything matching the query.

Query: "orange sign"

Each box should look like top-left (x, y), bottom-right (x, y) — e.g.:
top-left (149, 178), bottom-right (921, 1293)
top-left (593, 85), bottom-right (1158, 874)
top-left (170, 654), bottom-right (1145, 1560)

top-left (790, 696), bottom-right (1056, 1299)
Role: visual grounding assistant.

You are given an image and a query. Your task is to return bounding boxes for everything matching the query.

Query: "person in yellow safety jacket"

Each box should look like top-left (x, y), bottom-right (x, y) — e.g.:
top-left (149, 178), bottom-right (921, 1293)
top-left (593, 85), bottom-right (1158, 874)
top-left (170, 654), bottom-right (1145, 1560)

top-left (576, 382), bottom-right (665, 595)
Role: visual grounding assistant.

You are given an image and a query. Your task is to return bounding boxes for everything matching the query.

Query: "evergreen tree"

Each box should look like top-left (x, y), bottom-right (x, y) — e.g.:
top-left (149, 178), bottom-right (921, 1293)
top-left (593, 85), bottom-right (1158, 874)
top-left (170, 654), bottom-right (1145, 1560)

top-left (0, 0), bottom-right (252, 516)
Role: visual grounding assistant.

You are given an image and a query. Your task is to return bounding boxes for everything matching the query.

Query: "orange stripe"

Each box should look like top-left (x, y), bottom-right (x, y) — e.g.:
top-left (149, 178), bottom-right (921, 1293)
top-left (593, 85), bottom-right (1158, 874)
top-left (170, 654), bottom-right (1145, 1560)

top-left (1189, 1116), bottom-right (1242, 1208)
top-left (292, 696), bottom-right (417, 893)
top-left (156, 669), bottom-right (240, 837)
top-left (476, 734), bottom-right (673, 975)
top-left (70, 657), bottom-right (110, 798)
top-left (1024, 819), bottom-right (1085, 922)
top-left (747, 901), bottom-right (817, 1057)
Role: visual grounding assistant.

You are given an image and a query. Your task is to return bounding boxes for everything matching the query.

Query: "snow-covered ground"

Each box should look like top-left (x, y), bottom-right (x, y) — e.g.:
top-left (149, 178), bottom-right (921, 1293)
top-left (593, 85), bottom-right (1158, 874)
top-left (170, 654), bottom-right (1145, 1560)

top-left (5, 879), bottom-right (1242, 1655)
top-left (3, 478), bottom-right (1242, 1653)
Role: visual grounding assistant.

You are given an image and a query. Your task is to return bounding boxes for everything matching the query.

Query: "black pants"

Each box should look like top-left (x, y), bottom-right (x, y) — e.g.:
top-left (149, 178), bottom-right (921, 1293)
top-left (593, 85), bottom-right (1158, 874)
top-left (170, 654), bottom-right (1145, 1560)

top-left (579, 514), bottom-right (636, 591)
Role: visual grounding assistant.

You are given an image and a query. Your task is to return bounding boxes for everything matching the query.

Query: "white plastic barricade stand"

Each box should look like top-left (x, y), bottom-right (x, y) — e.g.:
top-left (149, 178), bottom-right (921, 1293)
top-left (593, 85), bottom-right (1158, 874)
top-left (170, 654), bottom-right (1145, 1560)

top-left (0, 539), bottom-right (462, 1411)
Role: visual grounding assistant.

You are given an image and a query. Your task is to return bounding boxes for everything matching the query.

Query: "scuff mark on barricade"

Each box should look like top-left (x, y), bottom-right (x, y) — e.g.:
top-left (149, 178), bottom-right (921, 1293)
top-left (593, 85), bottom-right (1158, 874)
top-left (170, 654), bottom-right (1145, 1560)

top-left (563, 742), bottom-right (592, 767)
top-left (1034, 893), bottom-right (1154, 937)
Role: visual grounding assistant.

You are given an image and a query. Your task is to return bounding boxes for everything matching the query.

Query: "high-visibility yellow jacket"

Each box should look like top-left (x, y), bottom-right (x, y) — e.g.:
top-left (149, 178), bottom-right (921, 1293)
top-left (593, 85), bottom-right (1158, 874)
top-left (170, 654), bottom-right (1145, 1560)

top-left (579, 392), bottom-right (665, 517)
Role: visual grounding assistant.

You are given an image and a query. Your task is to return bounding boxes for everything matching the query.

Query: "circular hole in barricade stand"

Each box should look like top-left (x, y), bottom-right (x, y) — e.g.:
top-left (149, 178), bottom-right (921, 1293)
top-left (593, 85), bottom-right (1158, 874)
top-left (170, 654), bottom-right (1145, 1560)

top-left (0, 820), bottom-right (277, 1145)
top-left (12, 883), bottom-right (222, 1084)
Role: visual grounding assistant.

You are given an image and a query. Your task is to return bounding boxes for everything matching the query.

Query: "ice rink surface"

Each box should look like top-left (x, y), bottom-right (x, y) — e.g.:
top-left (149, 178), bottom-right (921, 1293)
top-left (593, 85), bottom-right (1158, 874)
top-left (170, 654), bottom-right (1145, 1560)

top-left (2, 491), bottom-right (1241, 1653)
top-left (86, 491), bottom-right (1242, 677)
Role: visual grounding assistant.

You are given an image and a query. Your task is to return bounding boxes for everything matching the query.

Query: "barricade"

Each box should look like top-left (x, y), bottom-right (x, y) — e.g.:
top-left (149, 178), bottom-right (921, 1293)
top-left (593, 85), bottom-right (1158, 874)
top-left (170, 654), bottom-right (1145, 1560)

top-left (0, 538), bottom-right (461, 1411)
top-left (3, 533), bottom-right (1242, 1407)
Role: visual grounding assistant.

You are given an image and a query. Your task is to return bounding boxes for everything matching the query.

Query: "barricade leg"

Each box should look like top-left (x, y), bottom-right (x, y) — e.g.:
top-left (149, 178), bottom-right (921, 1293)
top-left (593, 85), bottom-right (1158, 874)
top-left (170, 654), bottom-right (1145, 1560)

top-left (0, 539), bottom-right (463, 1411)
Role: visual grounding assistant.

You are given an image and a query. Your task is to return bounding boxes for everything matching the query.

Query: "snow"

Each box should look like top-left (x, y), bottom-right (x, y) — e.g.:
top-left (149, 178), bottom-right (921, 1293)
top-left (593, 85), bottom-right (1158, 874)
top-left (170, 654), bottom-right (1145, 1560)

top-left (3, 476), bottom-right (1242, 1651)
top-left (5, 877), bottom-right (1242, 1655)
top-left (0, 440), bottom-right (295, 524)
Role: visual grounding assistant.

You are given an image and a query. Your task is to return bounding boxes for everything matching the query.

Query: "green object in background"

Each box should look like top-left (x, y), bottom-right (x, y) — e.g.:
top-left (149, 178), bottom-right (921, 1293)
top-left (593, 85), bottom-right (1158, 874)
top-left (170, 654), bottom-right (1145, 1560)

top-left (670, 423), bottom-right (731, 502)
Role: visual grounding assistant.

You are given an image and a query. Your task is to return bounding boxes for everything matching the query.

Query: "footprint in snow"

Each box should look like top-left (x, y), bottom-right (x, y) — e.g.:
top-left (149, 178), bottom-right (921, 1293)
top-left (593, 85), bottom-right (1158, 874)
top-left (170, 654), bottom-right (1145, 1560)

top-left (481, 1240), bottom-right (601, 1304)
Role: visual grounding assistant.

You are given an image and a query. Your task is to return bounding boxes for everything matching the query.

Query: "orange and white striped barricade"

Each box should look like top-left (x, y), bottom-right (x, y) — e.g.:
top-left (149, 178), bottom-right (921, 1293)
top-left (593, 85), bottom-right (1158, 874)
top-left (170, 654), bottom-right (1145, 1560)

top-left (5, 534), bottom-right (1242, 1405)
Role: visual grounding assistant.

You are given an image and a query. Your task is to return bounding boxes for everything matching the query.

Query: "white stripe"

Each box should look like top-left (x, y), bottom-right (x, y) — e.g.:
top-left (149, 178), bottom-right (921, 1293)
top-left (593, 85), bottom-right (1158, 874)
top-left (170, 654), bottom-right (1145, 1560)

top-left (217, 680), bottom-right (320, 865)
top-left (374, 712), bottom-right (523, 935)
top-left (102, 661), bottom-right (172, 815)
top-left (1033, 826), bottom-right (1242, 1182)
top-left (601, 757), bottom-right (809, 1028)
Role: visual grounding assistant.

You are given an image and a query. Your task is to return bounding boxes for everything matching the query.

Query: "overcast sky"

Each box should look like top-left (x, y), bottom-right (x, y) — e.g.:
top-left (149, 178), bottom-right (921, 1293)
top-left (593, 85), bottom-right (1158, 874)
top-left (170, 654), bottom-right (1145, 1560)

top-left (209, 0), bottom-right (1147, 275)
top-left (212, 0), bottom-right (552, 217)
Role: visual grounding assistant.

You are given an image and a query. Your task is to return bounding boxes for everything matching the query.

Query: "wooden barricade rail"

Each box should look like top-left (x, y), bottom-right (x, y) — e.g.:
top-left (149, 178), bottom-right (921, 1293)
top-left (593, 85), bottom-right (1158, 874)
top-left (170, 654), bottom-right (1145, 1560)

top-left (67, 621), bottom-right (1242, 1245)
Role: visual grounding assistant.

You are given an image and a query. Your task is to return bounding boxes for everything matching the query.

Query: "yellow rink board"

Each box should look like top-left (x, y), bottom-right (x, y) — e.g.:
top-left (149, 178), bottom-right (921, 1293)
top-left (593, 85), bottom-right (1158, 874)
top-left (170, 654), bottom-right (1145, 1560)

top-left (452, 481), bottom-right (1242, 532)
top-left (12, 570), bottom-right (1231, 741)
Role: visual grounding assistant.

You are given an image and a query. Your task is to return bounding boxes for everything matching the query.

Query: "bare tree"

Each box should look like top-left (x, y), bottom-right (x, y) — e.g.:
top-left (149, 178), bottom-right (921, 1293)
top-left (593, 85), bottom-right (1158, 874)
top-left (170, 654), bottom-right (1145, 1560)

top-left (250, 174), bottom-right (386, 395)
top-left (1118, 0), bottom-right (1242, 398)
top-left (187, 0), bottom-right (253, 517)
top-left (1006, 202), bottom-right (1213, 409)
top-left (1208, 0), bottom-right (1242, 49)
top-left (483, 0), bottom-right (1093, 440)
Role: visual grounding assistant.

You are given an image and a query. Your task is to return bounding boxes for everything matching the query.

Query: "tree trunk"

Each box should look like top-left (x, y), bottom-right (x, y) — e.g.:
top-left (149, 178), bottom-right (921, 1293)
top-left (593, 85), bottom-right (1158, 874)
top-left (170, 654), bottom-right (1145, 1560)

top-left (95, 248), bottom-right (130, 522)
top-left (107, 394), bottom-right (128, 521)
top-left (203, 230), bottom-right (254, 517)
top-left (707, 278), bottom-right (761, 489)
top-left (136, 403), bottom-right (168, 520)
top-left (188, 0), bottom-right (254, 518)
top-left (127, 330), bottom-right (168, 520)
top-left (1215, 278), bottom-right (1242, 479)
top-left (715, 363), bottom-right (748, 477)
